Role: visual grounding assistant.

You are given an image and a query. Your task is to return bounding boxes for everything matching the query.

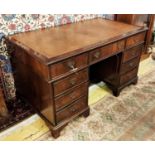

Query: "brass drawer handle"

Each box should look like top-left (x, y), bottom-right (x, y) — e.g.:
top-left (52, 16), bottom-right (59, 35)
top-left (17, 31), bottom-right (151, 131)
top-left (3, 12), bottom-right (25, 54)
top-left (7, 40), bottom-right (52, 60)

top-left (70, 78), bottom-right (77, 85)
top-left (70, 108), bottom-right (76, 112)
top-left (93, 51), bottom-right (100, 59)
top-left (117, 42), bottom-right (122, 50)
top-left (129, 62), bottom-right (134, 67)
top-left (131, 52), bottom-right (135, 56)
top-left (69, 93), bottom-right (76, 99)
top-left (67, 60), bottom-right (78, 72)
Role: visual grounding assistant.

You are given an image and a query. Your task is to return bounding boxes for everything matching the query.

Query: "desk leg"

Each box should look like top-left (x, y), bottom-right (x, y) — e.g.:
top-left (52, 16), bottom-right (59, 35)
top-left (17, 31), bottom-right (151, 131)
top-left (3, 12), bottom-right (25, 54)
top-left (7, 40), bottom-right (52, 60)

top-left (49, 108), bottom-right (90, 139)
top-left (83, 108), bottom-right (90, 118)
top-left (51, 129), bottom-right (61, 139)
top-left (113, 89), bottom-right (121, 97)
top-left (50, 123), bottom-right (68, 139)
top-left (132, 77), bottom-right (138, 85)
top-left (112, 77), bottom-right (138, 97)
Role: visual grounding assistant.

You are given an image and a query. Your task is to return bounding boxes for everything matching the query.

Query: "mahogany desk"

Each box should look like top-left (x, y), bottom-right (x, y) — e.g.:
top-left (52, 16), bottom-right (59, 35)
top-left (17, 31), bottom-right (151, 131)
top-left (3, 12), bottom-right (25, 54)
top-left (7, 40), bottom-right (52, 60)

top-left (7, 18), bottom-right (147, 138)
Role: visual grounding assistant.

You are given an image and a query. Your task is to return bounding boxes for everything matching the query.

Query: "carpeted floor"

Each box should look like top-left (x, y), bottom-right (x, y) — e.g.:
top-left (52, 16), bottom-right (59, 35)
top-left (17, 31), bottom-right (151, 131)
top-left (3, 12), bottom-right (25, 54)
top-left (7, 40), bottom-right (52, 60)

top-left (37, 64), bottom-right (155, 141)
top-left (0, 98), bottom-right (34, 132)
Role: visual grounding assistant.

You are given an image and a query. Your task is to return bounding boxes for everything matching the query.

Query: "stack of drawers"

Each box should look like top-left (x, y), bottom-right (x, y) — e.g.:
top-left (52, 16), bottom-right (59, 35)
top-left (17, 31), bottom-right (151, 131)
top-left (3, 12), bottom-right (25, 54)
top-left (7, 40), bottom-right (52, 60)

top-left (88, 32), bottom-right (146, 97)
top-left (50, 53), bottom-right (89, 125)
top-left (10, 46), bottom-right (90, 138)
top-left (120, 45), bottom-right (142, 85)
top-left (111, 32), bottom-right (146, 96)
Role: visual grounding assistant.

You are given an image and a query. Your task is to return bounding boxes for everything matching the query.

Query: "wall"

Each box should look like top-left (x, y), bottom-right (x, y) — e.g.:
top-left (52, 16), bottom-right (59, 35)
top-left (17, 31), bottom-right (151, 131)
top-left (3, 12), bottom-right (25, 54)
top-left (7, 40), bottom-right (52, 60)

top-left (0, 14), bottom-right (114, 100)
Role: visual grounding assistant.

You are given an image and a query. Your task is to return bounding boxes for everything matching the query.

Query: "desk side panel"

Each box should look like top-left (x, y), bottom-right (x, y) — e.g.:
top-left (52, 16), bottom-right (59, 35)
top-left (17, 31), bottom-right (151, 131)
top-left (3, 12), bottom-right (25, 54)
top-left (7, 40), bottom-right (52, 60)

top-left (10, 46), bottom-right (55, 125)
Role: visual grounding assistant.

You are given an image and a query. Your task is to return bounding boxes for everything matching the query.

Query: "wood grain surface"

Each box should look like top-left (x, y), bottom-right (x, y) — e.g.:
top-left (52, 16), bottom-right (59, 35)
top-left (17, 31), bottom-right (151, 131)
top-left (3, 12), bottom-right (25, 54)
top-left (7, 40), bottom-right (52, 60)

top-left (8, 18), bottom-right (147, 63)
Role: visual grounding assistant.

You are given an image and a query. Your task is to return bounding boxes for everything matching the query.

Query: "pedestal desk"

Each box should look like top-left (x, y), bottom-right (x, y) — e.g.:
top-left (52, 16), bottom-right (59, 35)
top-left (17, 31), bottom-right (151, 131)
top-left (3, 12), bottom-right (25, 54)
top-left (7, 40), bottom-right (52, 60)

top-left (7, 18), bottom-right (147, 138)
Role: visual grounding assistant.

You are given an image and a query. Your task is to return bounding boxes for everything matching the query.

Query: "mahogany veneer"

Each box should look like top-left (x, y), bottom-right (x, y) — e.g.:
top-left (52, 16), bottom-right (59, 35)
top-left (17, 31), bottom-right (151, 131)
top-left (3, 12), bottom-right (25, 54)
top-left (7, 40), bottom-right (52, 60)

top-left (7, 18), bottom-right (147, 138)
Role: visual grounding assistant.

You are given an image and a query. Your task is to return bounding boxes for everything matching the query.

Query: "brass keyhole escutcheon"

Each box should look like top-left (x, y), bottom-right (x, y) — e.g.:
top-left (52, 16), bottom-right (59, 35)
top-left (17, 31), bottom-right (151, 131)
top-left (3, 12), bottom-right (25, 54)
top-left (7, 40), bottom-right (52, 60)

top-left (69, 93), bottom-right (76, 99)
top-left (94, 51), bottom-right (100, 59)
top-left (70, 78), bottom-right (76, 85)
top-left (129, 62), bottom-right (134, 67)
top-left (70, 108), bottom-right (76, 112)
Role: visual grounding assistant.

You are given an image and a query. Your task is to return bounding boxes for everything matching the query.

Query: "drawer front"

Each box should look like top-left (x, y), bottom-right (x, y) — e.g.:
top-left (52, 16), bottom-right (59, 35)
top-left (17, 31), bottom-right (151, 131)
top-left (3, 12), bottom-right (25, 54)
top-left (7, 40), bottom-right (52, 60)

top-left (56, 96), bottom-right (87, 123)
top-left (53, 69), bottom-right (88, 96)
top-left (126, 32), bottom-right (145, 48)
top-left (120, 68), bottom-right (138, 85)
top-left (55, 82), bottom-right (88, 111)
top-left (120, 57), bottom-right (140, 74)
top-left (89, 40), bottom-right (125, 64)
top-left (123, 45), bottom-right (142, 63)
top-left (50, 53), bottom-right (88, 79)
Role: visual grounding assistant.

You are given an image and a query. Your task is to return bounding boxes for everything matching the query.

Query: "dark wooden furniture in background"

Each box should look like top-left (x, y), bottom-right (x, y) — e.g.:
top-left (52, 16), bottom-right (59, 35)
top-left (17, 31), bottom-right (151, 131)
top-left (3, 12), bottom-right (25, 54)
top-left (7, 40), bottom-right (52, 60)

top-left (115, 14), bottom-right (155, 52)
top-left (7, 18), bottom-right (147, 138)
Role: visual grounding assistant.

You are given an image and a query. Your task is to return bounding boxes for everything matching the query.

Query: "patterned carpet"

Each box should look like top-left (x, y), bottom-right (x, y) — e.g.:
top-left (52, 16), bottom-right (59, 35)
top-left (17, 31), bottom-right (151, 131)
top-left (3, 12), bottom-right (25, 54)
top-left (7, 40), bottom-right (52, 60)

top-left (38, 66), bottom-right (155, 140)
top-left (0, 98), bottom-right (34, 132)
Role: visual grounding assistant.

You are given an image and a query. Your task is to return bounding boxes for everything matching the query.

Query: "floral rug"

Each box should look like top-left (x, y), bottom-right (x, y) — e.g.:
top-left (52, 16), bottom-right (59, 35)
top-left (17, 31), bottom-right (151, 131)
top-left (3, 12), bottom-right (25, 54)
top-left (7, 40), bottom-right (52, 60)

top-left (38, 67), bottom-right (155, 141)
top-left (0, 98), bottom-right (34, 132)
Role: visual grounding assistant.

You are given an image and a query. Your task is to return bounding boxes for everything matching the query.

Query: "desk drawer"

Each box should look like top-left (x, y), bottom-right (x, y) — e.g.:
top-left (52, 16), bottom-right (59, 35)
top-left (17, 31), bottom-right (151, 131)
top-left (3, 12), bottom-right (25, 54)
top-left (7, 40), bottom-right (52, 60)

top-left (50, 53), bottom-right (88, 79)
top-left (120, 68), bottom-right (138, 85)
top-left (55, 82), bottom-right (88, 111)
top-left (126, 32), bottom-right (145, 48)
top-left (123, 45), bottom-right (142, 63)
top-left (120, 57), bottom-right (140, 74)
top-left (53, 69), bottom-right (88, 96)
top-left (56, 96), bottom-right (87, 123)
top-left (89, 40), bottom-right (125, 64)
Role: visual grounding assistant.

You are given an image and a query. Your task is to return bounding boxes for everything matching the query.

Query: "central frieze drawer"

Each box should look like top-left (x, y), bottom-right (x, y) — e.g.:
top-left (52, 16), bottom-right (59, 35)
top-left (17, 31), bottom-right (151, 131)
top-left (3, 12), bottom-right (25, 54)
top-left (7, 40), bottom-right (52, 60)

top-left (53, 69), bottom-right (88, 96)
top-left (55, 82), bottom-right (88, 111)
top-left (49, 53), bottom-right (88, 80)
top-left (56, 96), bottom-right (87, 123)
top-left (89, 40), bottom-right (125, 64)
